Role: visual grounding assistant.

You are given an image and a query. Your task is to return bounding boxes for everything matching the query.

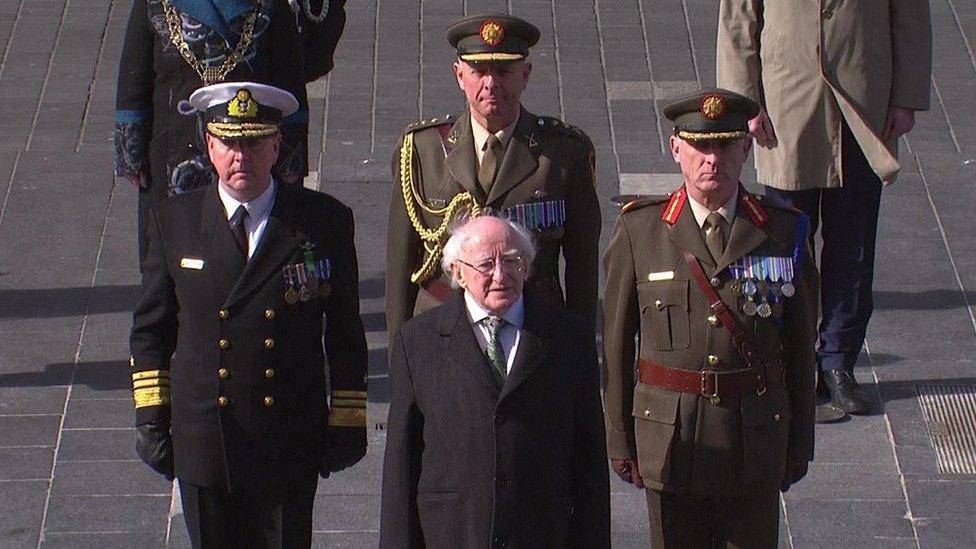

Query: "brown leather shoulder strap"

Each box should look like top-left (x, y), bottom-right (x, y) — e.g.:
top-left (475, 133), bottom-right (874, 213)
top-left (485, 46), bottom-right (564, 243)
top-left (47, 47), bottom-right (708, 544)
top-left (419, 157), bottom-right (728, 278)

top-left (680, 250), bottom-right (762, 368)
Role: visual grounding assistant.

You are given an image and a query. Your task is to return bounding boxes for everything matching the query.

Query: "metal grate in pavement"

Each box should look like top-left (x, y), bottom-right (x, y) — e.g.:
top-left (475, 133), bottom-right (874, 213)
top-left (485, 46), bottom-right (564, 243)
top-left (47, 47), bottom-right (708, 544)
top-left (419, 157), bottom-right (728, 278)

top-left (918, 385), bottom-right (976, 474)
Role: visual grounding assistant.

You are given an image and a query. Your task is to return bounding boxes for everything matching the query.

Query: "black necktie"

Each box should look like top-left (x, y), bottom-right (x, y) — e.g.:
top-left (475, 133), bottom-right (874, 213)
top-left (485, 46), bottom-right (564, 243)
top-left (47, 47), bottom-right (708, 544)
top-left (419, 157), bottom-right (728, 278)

top-left (230, 205), bottom-right (249, 259)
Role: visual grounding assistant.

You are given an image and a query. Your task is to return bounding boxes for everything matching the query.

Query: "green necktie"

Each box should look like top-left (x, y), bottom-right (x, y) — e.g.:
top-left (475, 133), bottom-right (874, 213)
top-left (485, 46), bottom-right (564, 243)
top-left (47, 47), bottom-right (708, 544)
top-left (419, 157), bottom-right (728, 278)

top-left (704, 211), bottom-right (727, 263)
top-left (483, 316), bottom-right (507, 381)
top-left (478, 134), bottom-right (502, 194)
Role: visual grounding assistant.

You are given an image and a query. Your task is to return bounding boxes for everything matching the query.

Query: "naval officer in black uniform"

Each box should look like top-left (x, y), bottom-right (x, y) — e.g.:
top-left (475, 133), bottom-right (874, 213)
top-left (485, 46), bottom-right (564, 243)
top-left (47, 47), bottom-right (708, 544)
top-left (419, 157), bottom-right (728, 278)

top-left (129, 81), bottom-right (368, 548)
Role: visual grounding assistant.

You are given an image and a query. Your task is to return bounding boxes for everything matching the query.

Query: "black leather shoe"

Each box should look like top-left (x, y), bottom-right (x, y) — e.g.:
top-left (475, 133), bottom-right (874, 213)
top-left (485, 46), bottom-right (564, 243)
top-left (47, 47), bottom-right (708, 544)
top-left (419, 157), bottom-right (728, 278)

top-left (822, 369), bottom-right (871, 415)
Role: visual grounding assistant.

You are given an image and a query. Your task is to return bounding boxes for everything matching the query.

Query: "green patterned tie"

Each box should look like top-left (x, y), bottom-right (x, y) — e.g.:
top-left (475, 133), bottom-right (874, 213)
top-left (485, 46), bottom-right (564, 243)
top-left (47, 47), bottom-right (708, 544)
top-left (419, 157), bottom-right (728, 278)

top-left (483, 316), bottom-right (507, 381)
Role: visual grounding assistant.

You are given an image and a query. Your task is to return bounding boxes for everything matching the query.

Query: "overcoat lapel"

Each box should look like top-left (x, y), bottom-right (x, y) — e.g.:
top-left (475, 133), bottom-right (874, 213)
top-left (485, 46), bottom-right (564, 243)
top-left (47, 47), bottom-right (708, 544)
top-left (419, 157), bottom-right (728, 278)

top-left (666, 204), bottom-right (714, 268)
top-left (498, 295), bottom-right (548, 404)
top-left (201, 186), bottom-right (246, 301)
top-left (440, 292), bottom-right (503, 396)
top-left (442, 116), bottom-right (486, 203)
top-left (223, 184), bottom-right (303, 309)
top-left (485, 110), bottom-right (540, 206)
top-left (713, 206), bottom-right (768, 276)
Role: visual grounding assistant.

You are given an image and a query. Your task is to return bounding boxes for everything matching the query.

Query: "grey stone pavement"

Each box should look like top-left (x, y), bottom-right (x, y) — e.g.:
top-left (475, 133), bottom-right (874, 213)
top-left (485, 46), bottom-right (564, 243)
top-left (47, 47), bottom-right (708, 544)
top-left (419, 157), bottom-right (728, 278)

top-left (1, 0), bottom-right (976, 546)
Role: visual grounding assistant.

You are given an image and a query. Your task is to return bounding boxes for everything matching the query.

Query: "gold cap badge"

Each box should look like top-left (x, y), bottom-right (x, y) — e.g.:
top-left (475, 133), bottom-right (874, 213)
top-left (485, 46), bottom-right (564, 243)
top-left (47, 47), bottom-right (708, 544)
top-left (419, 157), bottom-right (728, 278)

top-left (700, 94), bottom-right (726, 120)
top-left (480, 20), bottom-right (505, 46)
top-left (227, 89), bottom-right (259, 119)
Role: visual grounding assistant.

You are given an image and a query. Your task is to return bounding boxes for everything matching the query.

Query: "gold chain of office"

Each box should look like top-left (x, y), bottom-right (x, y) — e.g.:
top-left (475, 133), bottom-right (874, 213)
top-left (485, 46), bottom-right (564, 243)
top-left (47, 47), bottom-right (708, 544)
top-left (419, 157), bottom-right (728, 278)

top-left (303, 0), bottom-right (328, 22)
top-left (399, 133), bottom-right (483, 284)
top-left (162, 0), bottom-right (258, 85)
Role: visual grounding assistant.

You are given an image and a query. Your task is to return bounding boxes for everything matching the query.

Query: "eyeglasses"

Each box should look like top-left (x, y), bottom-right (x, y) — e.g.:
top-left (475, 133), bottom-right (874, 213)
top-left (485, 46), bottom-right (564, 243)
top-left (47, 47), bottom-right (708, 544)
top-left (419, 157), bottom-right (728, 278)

top-left (456, 255), bottom-right (526, 276)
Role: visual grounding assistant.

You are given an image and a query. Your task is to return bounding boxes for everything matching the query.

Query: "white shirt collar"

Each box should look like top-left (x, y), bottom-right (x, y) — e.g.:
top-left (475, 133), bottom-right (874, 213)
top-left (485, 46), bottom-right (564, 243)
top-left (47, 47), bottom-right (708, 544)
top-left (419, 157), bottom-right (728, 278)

top-left (217, 179), bottom-right (277, 221)
top-left (687, 188), bottom-right (738, 228)
top-left (471, 108), bottom-right (521, 164)
top-left (463, 291), bottom-right (525, 330)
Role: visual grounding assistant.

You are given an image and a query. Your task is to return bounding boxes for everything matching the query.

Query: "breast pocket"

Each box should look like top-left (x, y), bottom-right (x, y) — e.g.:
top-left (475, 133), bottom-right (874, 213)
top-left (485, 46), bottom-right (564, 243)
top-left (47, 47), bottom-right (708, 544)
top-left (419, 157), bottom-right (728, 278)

top-left (637, 280), bottom-right (690, 351)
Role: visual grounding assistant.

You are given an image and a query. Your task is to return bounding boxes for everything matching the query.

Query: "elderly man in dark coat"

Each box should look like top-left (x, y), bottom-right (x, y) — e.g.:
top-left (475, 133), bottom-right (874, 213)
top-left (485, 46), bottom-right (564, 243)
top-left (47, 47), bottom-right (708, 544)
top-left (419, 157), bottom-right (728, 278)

top-left (380, 215), bottom-right (609, 548)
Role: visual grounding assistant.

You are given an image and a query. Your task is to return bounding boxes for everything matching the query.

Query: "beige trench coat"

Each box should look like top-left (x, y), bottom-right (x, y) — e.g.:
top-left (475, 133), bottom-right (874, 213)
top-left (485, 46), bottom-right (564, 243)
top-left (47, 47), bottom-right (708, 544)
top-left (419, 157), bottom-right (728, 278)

top-left (716, 0), bottom-right (931, 189)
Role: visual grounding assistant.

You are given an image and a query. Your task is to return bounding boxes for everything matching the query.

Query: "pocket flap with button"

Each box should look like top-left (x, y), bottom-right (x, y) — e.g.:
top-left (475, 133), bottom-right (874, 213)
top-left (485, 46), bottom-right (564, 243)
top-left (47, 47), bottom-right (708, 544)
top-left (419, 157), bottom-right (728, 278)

top-left (631, 382), bottom-right (681, 424)
top-left (638, 280), bottom-right (689, 313)
top-left (740, 384), bottom-right (790, 426)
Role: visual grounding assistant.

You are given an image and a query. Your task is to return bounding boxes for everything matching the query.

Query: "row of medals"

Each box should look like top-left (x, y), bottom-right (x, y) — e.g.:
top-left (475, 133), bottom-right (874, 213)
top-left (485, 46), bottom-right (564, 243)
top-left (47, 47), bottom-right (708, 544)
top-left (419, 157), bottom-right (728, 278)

top-left (284, 273), bottom-right (331, 304)
top-left (729, 279), bottom-right (795, 318)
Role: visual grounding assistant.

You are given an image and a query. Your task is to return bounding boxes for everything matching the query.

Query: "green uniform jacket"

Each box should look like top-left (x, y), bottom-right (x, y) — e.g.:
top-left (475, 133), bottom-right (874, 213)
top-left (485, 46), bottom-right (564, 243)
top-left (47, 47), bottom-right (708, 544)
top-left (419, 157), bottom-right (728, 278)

top-left (385, 108), bottom-right (601, 345)
top-left (602, 187), bottom-right (818, 496)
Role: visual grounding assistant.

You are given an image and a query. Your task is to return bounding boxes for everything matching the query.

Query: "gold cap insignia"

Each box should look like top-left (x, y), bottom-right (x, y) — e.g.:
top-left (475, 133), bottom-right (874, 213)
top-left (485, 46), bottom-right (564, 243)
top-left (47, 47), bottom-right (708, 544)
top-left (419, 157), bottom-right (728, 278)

top-left (700, 94), bottom-right (726, 120)
top-left (480, 20), bottom-right (505, 46)
top-left (228, 89), bottom-right (259, 118)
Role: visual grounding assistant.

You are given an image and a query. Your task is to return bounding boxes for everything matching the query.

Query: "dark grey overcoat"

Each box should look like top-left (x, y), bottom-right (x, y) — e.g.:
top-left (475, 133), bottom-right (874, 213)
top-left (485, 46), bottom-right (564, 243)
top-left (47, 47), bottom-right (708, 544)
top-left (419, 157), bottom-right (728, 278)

top-left (380, 292), bottom-right (610, 548)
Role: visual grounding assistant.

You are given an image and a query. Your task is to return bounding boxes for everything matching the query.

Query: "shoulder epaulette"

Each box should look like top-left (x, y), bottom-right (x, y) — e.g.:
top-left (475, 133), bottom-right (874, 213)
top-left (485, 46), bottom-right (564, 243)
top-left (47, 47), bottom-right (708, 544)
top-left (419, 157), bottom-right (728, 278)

top-left (617, 195), bottom-right (669, 214)
top-left (537, 116), bottom-right (588, 142)
top-left (404, 114), bottom-right (456, 134)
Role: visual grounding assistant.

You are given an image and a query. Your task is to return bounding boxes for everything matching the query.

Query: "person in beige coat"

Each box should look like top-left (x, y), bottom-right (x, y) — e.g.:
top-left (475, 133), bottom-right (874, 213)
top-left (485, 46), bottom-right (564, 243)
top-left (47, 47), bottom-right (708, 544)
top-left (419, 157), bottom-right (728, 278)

top-left (716, 0), bottom-right (931, 416)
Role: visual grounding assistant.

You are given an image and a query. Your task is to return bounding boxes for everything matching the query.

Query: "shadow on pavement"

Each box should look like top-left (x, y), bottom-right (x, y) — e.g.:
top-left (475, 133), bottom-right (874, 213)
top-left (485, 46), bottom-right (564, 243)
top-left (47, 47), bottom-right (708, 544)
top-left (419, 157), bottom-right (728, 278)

top-left (874, 290), bottom-right (976, 310)
top-left (0, 360), bottom-right (129, 390)
top-left (0, 285), bottom-right (139, 319)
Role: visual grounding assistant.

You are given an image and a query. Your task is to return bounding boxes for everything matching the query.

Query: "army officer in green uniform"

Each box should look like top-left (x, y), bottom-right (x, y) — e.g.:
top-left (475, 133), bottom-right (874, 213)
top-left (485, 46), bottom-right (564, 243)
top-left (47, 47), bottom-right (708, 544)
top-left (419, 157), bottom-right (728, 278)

top-left (602, 89), bottom-right (818, 547)
top-left (385, 14), bottom-right (601, 345)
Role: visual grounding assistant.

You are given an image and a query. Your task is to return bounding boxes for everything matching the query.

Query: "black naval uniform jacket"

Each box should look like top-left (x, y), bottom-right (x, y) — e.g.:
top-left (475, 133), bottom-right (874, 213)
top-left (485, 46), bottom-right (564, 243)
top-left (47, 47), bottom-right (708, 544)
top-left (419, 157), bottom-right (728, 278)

top-left (385, 108), bottom-right (601, 347)
top-left (380, 292), bottom-right (610, 548)
top-left (129, 182), bottom-right (368, 498)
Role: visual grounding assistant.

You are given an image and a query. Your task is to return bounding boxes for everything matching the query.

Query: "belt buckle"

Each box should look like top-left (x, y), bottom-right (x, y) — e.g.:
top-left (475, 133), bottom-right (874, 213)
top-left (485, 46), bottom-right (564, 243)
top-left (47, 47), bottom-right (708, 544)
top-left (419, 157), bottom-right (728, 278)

top-left (700, 371), bottom-right (721, 405)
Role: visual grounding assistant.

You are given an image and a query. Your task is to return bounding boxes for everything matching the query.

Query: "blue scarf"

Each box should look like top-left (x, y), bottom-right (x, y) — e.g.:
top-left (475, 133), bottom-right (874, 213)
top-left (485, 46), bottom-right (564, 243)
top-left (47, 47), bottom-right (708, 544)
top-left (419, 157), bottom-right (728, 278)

top-left (170, 0), bottom-right (256, 43)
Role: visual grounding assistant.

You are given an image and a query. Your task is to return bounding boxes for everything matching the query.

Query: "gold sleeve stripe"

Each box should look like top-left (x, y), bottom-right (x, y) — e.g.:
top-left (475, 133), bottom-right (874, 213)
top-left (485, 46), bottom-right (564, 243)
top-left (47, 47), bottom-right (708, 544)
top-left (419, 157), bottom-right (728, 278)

top-left (331, 399), bottom-right (367, 408)
top-left (332, 390), bottom-right (367, 399)
top-left (328, 408), bottom-right (367, 427)
top-left (132, 370), bottom-right (170, 381)
top-left (132, 378), bottom-right (170, 389)
top-left (135, 395), bottom-right (171, 409)
top-left (133, 387), bottom-right (170, 398)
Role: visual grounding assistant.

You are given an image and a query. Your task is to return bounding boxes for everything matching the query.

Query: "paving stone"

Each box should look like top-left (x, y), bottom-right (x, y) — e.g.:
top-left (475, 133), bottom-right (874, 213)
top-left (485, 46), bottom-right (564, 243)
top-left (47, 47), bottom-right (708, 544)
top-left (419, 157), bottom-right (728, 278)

top-left (311, 531), bottom-right (379, 547)
top-left (40, 531), bottom-right (167, 549)
top-left (312, 494), bottom-right (380, 532)
top-left (0, 414), bottom-right (60, 447)
top-left (783, 463), bottom-right (905, 501)
top-left (0, 446), bottom-right (54, 480)
top-left (784, 500), bottom-right (915, 542)
top-left (904, 478), bottom-right (976, 518)
top-left (56, 428), bottom-right (133, 462)
top-left (0, 479), bottom-right (47, 546)
top-left (50, 460), bottom-right (170, 497)
top-left (0, 385), bottom-right (66, 415)
top-left (41, 494), bottom-right (170, 535)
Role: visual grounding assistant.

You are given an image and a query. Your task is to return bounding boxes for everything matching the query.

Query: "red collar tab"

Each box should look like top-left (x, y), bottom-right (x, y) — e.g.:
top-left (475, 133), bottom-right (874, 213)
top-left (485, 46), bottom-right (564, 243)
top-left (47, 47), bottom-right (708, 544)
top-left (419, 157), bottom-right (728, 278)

top-left (738, 191), bottom-right (768, 227)
top-left (660, 187), bottom-right (687, 225)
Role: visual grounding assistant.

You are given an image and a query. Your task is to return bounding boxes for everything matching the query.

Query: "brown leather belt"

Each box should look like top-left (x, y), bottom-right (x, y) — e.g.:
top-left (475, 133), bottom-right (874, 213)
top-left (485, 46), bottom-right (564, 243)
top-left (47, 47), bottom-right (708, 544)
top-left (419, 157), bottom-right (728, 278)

top-left (637, 359), bottom-right (783, 398)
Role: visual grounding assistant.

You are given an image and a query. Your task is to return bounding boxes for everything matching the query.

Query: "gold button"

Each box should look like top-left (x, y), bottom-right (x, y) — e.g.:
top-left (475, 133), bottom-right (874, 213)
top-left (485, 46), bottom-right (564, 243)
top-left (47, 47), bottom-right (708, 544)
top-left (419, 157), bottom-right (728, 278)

top-left (774, 413), bottom-right (781, 422)
top-left (264, 309), bottom-right (275, 320)
top-left (218, 396), bottom-right (229, 407)
top-left (654, 299), bottom-right (664, 309)
top-left (263, 396), bottom-right (274, 407)
top-left (822, 8), bottom-right (832, 18)
top-left (218, 309), bottom-right (229, 319)
top-left (710, 277), bottom-right (721, 287)
top-left (707, 315), bottom-right (720, 327)
top-left (218, 368), bottom-right (229, 380)
top-left (644, 409), bottom-right (650, 417)
top-left (707, 355), bottom-right (720, 366)
top-left (218, 339), bottom-right (230, 350)
top-left (265, 368), bottom-right (275, 379)
top-left (264, 338), bottom-right (275, 349)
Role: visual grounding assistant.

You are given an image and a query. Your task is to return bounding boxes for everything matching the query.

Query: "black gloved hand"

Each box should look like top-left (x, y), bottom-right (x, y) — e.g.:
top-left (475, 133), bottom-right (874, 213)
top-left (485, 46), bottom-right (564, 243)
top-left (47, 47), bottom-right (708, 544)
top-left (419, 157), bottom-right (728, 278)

top-left (780, 460), bottom-right (809, 492)
top-left (320, 426), bottom-right (367, 478)
top-left (136, 420), bottom-right (174, 481)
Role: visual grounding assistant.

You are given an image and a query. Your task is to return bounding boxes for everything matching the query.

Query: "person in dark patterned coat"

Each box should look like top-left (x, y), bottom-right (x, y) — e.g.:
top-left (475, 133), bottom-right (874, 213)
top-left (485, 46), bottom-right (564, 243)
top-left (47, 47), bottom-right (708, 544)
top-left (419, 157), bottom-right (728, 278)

top-left (115, 0), bottom-right (346, 265)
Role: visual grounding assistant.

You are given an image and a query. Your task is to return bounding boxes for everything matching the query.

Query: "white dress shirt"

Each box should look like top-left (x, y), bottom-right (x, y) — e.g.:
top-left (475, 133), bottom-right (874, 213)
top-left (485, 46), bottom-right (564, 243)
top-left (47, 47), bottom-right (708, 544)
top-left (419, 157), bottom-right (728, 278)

top-left (464, 291), bottom-right (525, 375)
top-left (687, 188), bottom-right (738, 229)
top-left (471, 110), bottom-right (520, 166)
top-left (217, 179), bottom-right (277, 259)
